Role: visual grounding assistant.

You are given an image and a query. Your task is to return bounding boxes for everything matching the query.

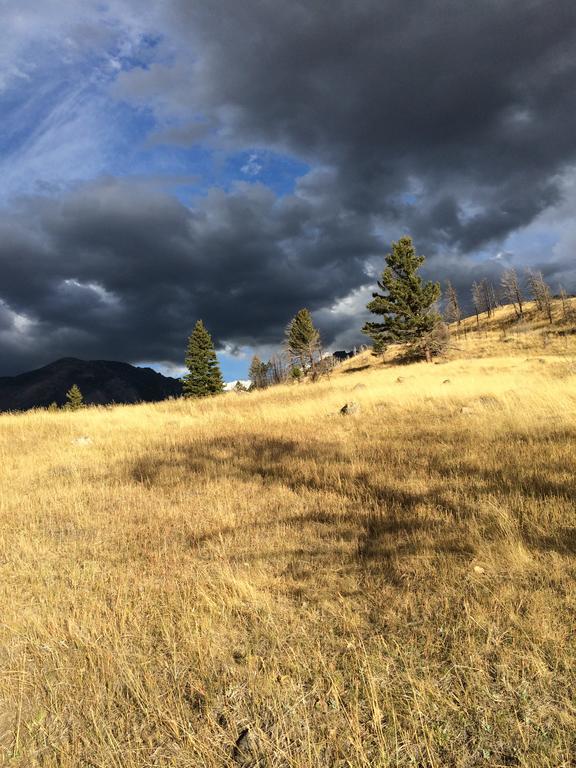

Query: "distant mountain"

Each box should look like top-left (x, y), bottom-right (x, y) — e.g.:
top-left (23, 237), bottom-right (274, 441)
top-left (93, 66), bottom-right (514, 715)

top-left (0, 358), bottom-right (183, 412)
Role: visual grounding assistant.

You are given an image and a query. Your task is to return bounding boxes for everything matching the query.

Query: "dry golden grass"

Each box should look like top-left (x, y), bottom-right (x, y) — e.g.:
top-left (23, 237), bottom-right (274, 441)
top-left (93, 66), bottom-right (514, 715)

top-left (1, 305), bottom-right (576, 767)
top-left (340, 299), bottom-right (576, 373)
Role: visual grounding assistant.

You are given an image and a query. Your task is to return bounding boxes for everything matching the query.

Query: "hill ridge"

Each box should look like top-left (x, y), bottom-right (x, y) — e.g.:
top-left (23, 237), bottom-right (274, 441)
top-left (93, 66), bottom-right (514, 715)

top-left (0, 357), bottom-right (182, 411)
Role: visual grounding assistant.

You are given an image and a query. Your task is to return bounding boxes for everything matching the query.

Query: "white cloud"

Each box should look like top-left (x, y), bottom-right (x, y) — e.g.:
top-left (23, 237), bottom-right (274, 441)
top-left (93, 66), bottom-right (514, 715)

top-left (62, 279), bottom-right (120, 307)
top-left (0, 1), bottom-right (161, 201)
top-left (241, 153), bottom-right (263, 176)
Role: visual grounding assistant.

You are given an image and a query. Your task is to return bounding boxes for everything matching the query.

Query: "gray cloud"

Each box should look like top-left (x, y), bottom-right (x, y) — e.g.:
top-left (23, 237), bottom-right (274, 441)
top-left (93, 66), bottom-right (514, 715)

top-left (2, 0), bottom-right (576, 374)
top-left (0, 177), bottom-right (378, 375)
top-left (115, 0), bottom-right (576, 249)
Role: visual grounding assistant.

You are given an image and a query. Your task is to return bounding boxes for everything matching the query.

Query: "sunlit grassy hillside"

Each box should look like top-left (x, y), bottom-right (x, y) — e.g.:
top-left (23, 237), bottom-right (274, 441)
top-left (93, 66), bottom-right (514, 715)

top-left (1, 301), bottom-right (575, 767)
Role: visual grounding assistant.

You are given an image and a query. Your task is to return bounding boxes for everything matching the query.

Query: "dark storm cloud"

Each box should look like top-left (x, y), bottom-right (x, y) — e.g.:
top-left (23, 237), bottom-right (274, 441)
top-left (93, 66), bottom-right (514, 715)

top-left (0, 178), bottom-right (378, 375)
top-left (2, 0), bottom-right (576, 374)
top-left (117, 0), bottom-right (576, 249)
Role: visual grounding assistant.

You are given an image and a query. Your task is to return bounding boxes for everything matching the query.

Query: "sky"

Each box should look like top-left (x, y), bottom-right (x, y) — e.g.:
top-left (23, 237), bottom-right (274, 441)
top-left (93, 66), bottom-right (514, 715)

top-left (1, 0), bottom-right (575, 380)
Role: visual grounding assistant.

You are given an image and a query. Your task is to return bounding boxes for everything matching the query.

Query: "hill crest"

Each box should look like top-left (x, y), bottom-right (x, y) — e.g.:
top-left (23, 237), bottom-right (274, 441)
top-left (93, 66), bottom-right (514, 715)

top-left (0, 357), bottom-right (182, 412)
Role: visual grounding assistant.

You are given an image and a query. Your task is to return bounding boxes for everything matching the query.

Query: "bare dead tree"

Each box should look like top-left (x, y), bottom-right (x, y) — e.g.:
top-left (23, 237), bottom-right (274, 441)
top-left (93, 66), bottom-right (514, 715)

top-left (487, 281), bottom-right (499, 313)
top-left (559, 285), bottom-right (575, 323)
top-left (526, 269), bottom-right (553, 323)
top-left (500, 268), bottom-right (524, 318)
top-left (480, 278), bottom-right (497, 318)
top-left (268, 353), bottom-right (289, 385)
top-left (526, 269), bottom-right (543, 311)
top-left (445, 281), bottom-right (461, 327)
top-left (471, 281), bottom-right (482, 326)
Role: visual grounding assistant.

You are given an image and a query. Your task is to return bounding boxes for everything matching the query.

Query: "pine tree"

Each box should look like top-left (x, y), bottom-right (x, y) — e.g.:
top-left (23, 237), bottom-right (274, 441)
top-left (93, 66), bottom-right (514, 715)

top-left (248, 355), bottom-right (269, 389)
top-left (183, 320), bottom-right (224, 398)
top-left (445, 281), bottom-right (461, 326)
top-left (363, 236), bottom-right (441, 361)
top-left (285, 309), bottom-right (322, 375)
top-left (65, 384), bottom-right (84, 411)
top-left (290, 364), bottom-right (303, 382)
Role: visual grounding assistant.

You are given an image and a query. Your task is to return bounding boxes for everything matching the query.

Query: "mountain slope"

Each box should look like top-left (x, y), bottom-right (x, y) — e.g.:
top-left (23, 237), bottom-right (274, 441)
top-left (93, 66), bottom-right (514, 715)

top-left (0, 357), bottom-right (182, 411)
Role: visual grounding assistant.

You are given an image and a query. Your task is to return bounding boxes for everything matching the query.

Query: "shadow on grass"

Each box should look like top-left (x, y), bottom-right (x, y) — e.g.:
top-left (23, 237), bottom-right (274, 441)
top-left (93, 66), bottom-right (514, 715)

top-left (341, 364), bottom-right (372, 374)
top-left (127, 428), bottom-right (576, 567)
top-left (127, 434), bottom-right (479, 579)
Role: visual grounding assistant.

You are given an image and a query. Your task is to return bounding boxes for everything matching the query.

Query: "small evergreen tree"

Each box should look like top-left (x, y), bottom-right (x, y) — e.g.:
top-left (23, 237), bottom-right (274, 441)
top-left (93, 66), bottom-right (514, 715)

top-left (363, 236), bottom-right (441, 361)
top-left (248, 355), bottom-right (269, 389)
top-left (183, 320), bottom-right (224, 398)
top-left (234, 380), bottom-right (248, 392)
top-left (65, 384), bottom-right (84, 411)
top-left (290, 364), bottom-right (303, 383)
top-left (285, 309), bottom-right (322, 375)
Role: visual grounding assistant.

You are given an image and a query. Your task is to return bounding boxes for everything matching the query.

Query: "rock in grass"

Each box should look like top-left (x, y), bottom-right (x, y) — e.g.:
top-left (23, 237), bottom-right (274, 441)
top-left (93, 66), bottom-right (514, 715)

top-left (353, 383), bottom-right (367, 390)
top-left (72, 436), bottom-right (92, 446)
top-left (443, 379), bottom-right (451, 384)
top-left (340, 401), bottom-right (360, 415)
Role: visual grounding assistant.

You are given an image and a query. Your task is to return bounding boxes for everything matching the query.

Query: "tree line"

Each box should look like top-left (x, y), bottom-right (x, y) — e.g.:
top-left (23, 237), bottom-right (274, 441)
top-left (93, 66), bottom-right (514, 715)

top-left (184, 235), bottom-right (573, 397)
top-left (63, 236), bottom-right (573, 404)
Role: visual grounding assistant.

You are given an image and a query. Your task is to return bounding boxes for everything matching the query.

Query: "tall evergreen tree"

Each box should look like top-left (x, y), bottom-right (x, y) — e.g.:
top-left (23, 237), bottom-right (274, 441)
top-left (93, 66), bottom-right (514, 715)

top-left (285, 308), bottom-right (322, 375)
top-left (183, 320), bottom-right (224, 398)
top-left (65, 384), bottom-right (84, 410)
top-left (363, 236), bottom-right (441, 361)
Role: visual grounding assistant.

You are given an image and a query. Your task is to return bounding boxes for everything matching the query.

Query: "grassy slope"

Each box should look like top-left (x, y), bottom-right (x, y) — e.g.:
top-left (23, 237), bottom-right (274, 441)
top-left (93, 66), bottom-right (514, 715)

top-left (0, 301), bottom-right (575, 767)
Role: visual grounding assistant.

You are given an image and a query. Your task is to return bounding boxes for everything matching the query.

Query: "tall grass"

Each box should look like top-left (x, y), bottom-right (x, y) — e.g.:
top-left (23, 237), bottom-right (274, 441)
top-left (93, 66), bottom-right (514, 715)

top-left (0, 345), bottom-right (575, 765)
